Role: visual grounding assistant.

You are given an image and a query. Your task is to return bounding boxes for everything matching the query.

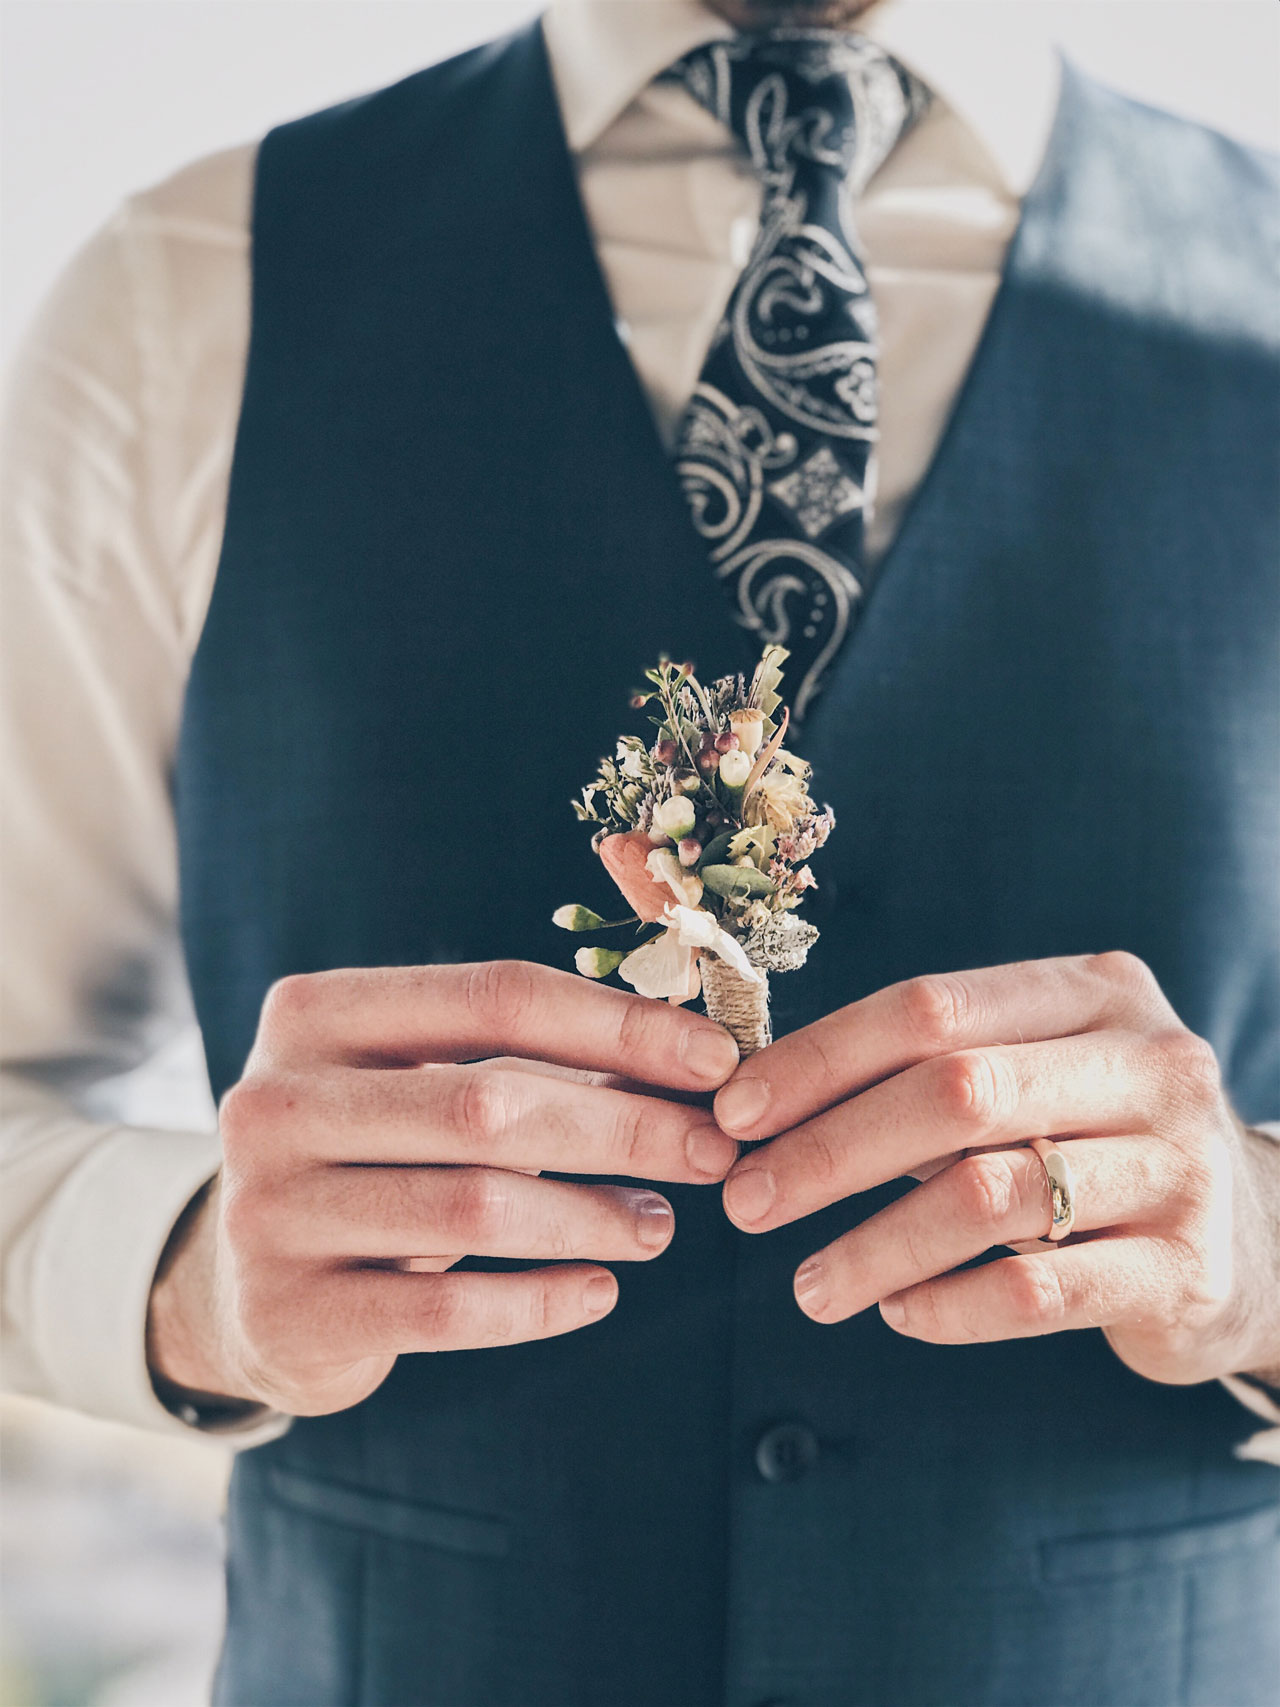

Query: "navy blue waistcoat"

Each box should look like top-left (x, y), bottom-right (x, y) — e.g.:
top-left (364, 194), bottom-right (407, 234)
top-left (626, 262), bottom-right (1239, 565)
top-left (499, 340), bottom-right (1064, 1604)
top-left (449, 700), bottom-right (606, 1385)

top-left (178, 24), bottom-right (1280, 1707)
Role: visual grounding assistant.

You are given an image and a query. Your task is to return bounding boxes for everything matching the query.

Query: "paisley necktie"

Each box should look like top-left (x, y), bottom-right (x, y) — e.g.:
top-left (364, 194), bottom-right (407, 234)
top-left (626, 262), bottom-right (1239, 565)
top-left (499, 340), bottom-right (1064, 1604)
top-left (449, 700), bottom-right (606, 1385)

top-left (665, 33), bottom-right (929, 719)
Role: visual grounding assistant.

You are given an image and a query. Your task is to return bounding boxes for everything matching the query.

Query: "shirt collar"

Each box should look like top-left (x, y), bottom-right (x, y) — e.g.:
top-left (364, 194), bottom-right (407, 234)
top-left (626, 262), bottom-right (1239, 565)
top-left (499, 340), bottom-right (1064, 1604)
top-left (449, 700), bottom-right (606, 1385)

top-left (543, 0), bottom-right (1061, 198)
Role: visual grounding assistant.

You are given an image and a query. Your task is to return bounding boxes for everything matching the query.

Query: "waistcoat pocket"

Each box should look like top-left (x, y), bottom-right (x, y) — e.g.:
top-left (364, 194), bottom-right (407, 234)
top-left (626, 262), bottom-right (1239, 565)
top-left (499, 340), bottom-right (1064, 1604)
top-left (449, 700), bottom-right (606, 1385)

top-left (266, 1464), bottom-right (510, 1558)
top-left (1040, 1500), bottom-right (1280, 1583)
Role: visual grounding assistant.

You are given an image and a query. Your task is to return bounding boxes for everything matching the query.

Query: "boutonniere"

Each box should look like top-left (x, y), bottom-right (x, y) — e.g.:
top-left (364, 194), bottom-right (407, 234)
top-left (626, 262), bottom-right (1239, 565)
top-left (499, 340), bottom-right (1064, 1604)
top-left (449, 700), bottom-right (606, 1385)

top-left (554, 647), bottom-right (833, 1054)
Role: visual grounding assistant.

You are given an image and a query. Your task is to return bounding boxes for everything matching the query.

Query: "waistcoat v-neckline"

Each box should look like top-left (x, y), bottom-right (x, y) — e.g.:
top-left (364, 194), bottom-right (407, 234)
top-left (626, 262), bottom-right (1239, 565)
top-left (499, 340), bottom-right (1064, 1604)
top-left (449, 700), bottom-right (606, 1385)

top-left (491, 21), bottom-right (1068, 730)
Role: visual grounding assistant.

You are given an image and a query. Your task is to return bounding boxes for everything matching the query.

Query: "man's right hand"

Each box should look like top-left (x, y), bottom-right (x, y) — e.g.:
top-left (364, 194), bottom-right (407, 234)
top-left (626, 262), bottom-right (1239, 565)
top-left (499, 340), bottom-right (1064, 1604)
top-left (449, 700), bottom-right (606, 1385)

top-left (145, 960), bottom-right (740, 1419)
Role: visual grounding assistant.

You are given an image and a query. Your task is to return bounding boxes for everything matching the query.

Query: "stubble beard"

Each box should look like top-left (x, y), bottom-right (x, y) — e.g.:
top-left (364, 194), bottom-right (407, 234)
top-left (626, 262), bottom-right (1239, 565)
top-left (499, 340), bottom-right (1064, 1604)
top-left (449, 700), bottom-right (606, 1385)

top-left (702, 0), bottom-right (883, 30)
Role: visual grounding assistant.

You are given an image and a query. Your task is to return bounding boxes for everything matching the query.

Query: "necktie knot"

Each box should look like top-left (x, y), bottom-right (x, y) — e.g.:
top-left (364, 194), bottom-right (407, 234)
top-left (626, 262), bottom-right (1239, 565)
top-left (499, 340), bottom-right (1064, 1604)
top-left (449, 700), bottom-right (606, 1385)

top-left (666, 30), bottom-right (927, 201)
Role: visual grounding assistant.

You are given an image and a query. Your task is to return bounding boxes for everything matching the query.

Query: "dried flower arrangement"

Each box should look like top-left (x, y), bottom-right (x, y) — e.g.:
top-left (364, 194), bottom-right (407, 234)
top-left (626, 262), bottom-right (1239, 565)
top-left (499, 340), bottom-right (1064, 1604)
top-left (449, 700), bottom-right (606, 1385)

top-left (553, 646), bottom-right (833, 1054)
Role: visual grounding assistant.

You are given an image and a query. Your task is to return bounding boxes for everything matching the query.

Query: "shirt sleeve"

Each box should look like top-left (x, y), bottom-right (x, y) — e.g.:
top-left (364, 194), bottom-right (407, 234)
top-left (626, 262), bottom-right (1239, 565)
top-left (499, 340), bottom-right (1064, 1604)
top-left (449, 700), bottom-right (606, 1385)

top-left (0, 172), bottom-right (288, 1447)
top-left (1220, 1122), bottom-right (1280, 1463)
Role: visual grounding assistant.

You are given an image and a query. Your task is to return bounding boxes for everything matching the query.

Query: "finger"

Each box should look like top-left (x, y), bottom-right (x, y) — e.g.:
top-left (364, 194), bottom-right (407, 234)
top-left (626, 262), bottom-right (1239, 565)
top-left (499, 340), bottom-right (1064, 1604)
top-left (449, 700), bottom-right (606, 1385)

top-left (312, 1263), bottom-right (620, 1359)
top-left (486, 1057), bottom-right (640, 1094)
top-left (281, 1168), bottom-right (675, 1264)
top-left (256, 960), bottom-right (739, 1089)
top-left (489, 1055), bottom-right (707, 1105)
top-left (792, 1136), bottom-right (1173, 1323)
top-left (876, 1235), bottom-right (1170, 1345)
top-left (225, 1063), bottom-right (738, 1182)
top-left (723, 1028), bottom-right (1161, 1232)
top-left (714, 952), bottom-right (1174, 1141)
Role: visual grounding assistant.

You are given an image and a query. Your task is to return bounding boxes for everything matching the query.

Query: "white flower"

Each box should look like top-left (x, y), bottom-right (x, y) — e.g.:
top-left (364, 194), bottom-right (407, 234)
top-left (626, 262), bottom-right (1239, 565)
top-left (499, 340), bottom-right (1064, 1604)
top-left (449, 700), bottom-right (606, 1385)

top-left (717, 749), bottom-right (752, 789)
top-left (745, 749), bottom-right (813, 833)
top-left (645, 846), bottom-right (703, 908)
top-left (618, 904), bottom-right (762, 1004)
top-left (618, 924), bottom-right (703, 1003)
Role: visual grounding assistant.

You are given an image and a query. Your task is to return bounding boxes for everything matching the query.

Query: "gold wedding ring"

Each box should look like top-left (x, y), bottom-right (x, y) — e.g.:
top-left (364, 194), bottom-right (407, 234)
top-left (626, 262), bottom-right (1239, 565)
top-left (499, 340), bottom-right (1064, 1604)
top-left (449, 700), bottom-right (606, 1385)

top-left (1028, 1137), bottom-right (1076, 1242)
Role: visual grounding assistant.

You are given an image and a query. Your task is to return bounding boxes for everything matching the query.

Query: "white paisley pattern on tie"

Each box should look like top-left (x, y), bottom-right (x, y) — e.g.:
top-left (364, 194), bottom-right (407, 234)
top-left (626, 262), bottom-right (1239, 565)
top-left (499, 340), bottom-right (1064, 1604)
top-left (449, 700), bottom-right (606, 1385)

top-left (666, 32), bottom-right (929, 719)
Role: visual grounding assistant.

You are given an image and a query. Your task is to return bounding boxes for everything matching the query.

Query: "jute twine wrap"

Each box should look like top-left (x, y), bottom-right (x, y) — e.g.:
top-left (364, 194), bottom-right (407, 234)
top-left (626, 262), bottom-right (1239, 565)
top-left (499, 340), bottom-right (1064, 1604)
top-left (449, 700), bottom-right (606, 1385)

top-left (701, 956), bottom-right (771, 1056)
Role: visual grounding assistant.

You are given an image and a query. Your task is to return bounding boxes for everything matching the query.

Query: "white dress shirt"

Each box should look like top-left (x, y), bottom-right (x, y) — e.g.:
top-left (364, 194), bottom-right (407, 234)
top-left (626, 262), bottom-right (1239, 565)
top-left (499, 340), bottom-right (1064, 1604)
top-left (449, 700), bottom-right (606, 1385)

top-left (2, 0), bottom-right (1276, 1457)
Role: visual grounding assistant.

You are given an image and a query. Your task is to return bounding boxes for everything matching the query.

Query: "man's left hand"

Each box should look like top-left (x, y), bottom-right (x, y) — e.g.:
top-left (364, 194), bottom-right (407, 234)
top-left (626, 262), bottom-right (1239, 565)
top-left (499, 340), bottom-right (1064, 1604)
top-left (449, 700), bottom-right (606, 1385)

top-left (714, 953), bottom-right (1280, 1389)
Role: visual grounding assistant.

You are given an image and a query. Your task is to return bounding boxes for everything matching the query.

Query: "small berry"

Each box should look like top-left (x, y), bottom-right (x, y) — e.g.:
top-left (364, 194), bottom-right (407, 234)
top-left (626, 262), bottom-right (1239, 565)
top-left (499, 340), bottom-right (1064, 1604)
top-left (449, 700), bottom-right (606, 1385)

top-left (654, 738), bottom-right (679, 765)
top-left (677, 837), bottom-right (702, 868)
top-left (714, 731), bottom-right (740, 754)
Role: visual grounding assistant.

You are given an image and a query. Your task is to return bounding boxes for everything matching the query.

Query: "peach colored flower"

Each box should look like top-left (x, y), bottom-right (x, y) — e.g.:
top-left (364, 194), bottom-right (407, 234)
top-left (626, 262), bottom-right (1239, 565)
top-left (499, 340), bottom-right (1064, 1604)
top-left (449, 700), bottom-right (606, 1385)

top-left (597, 830), bottom-right (677, 923)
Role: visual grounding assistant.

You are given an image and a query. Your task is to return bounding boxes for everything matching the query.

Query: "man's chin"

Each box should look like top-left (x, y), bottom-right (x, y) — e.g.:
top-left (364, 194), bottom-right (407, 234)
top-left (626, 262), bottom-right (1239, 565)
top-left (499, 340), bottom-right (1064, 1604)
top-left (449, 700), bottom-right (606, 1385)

top-left (703, 0), bottom-right (883, 28)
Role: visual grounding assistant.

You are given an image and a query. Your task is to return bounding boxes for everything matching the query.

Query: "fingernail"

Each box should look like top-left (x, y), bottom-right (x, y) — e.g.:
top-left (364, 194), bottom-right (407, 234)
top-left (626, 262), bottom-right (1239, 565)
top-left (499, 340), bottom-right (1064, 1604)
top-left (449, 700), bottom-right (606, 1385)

top-left (631, 1194), bottom-right (674, 1248)
top-left (687, 1126), bottom-right (738, 1178)
top-left (880, 1297), bottom-right (906, 1329)
top-left (724, 1166), bottom-right (776, 1226)
top-left (794, 1257), bottom-right (824, 1304)
top-left (583, 1273), bottom-right (617, 1315)
top-left (682, 1025), bottom-right (740, 1084)
top-left (715, 1077), bottom-right (770, 1135)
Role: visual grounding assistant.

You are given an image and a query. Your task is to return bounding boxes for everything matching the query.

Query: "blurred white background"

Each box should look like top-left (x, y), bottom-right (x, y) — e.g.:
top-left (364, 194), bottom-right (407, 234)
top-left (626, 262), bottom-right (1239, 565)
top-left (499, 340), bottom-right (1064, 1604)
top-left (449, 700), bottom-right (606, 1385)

top-left (3, 1), bottom-right (1279, 372)
top-left (1, 4), bottom-right (1277, 1705)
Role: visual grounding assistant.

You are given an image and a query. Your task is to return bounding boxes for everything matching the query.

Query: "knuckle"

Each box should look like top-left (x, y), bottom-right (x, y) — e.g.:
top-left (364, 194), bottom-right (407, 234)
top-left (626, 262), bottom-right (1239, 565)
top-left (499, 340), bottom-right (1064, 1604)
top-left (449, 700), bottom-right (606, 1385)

top-left (1175, 1229), bottom-right (1232, 1314)
top-left (900, 1284), bottom-right (945, 1341)
top-left (545, 1218), bottom-right (573, 1261)
top-left (419, 1275), bottom-right (464, 1346)
top-left (898, 974), bottom-right (970, 1053)
top-left (259, 972), bottom-right (326, 1037)
top-left (1088, 950), bottom-right (1158, 1002)
top-left (532, 1276), bottom-right (560, 1338)
top-left (614, 993), bottom-right (663, 1066)
top-left (951, 1152), bottom-right (1018, 1229)
top-left (801, 1121), bottom-right (843, 1187)
top-left (1002, 1259), bottom-right (1065, 1329)
top-left (609, 1099), bottom-right (649, 1174)
top-left (220, 1177), bottom-right (271, 1252)
top-left (449, 1068), bottom-right (512, 1150)
top-left (462, 959), bottom-right (540, 1038)
top-left (448, 1171), bottom-right (512, 1246)
top-left (932, 1050), bottom-right (1001, 1129)
top-left (1173, 1134), bottom-right (1221, 1214)
top-left (219, 1075), bottom-right (299, 1154)
top-left (798, 1026), bottom-right (844, 1098)
top-left (1154, 1028), bottom-right (1222, 1110)
top-left (234, 1270), bottom-right (285, 1357)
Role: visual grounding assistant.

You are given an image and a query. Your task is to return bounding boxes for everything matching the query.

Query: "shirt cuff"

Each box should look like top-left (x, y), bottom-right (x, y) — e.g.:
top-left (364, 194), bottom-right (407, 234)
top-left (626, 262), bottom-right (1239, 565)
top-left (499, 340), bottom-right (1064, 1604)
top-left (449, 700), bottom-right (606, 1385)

top-left (26, 1123), bottom-right (291, 1447)
top-left (1221, 1374), bottom-right (1280, 1465)
top-left (1222, 1121), bottom-right (1280, 1462)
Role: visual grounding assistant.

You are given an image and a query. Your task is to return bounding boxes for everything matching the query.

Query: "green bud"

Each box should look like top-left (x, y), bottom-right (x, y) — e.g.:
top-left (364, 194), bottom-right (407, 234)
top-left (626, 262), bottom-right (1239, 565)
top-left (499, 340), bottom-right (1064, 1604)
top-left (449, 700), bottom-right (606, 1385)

top-left (717, 749), bottom-right (753, 790)
top-left (575, 946), bottom-right (628, 979)
top-left (653, 795), bottom-right (697, 842)
top-left (553, 904), bottom-right (607, 931)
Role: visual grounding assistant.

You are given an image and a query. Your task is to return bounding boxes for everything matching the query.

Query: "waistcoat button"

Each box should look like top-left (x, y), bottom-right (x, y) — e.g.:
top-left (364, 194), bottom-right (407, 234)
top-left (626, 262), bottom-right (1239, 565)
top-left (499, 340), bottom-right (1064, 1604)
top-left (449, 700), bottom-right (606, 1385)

top-left (754, 1421), bottom-right (819, 1483)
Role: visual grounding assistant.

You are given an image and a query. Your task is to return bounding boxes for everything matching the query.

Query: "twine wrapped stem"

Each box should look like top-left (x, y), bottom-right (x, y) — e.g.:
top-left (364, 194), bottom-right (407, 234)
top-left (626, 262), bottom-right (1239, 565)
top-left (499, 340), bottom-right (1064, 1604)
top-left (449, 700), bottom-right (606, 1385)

top-left (701, 956), bottom-right (771, 1056)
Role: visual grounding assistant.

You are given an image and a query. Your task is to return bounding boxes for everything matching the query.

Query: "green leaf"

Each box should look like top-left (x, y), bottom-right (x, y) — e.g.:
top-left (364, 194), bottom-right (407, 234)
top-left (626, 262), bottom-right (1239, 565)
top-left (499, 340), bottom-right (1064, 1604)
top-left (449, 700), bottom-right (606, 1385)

top-left (700, 863), bottom-right (778, 900)
top-left (695, 830), bottom-right (738, 870)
